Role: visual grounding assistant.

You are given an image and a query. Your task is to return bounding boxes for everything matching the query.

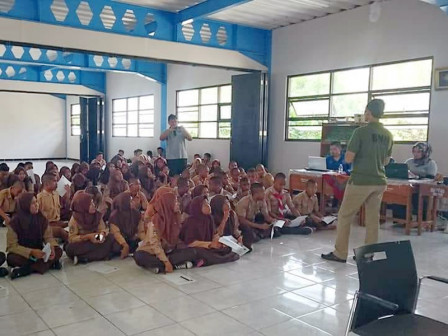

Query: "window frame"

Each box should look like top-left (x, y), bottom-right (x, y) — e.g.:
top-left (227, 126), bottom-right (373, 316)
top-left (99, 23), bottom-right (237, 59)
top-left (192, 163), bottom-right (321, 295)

top-left (175, 84), bottom-right (232, 140)
top-left (112, 94), bottom-right (155, 138)
top-left (70, 103), bottom-right (81, 136)
top-left (285, 57), bottom-right (433, 144)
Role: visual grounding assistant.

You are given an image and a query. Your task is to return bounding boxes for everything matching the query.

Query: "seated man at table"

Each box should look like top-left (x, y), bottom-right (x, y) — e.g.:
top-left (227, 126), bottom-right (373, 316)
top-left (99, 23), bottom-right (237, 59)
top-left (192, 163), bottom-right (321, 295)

top-left (326, 141), bottom-right (351, 173)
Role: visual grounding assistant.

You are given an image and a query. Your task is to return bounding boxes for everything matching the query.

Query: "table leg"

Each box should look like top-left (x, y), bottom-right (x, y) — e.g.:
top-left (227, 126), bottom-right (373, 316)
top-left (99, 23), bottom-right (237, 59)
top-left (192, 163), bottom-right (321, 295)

top-left (405, 196), bottom-right (412, 235)
top-left (417, 194), bottom-right (423, 236)
top-left (431, 197), bottom-right (437, 232)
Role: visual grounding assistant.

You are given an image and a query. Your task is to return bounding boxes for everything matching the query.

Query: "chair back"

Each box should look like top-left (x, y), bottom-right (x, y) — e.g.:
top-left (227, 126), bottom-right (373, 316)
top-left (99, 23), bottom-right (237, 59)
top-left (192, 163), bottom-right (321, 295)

top-left (352, 240), bottom-right (418, 330)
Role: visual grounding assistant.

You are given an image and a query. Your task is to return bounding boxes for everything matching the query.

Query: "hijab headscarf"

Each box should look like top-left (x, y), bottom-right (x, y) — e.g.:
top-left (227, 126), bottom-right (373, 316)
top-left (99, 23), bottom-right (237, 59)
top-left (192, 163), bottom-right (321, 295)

top-left (107, 169), bottom-right (128, 199)
top-left (121, 163), bottom-right (133, 181)
top-left (99, 165), bottom-right (112, 185)
top-left (154, 157), bottom-right (167, 176)
top-left (153, 192), bottom-right (180, 248)
top-left (79, 162), bottom-right (90, 176)
top-left (210, 160), bottom-right (221, 175)
top-left (10, 192), bottom-right (48, 249)
top-left (71, 192), bottom-right (102, 232)
top-left (138, 165), bottom-right (154, 197)
top-left (109, 192), bottom-right (140, 239)
top-left (192, 185), bottom-right (208, 198)
top-left (145, 186), bottom-right (173, 220)
top-left (413, 142), bottom-right (433, 166)
top-left (180, 196), bottom-right (214, 245)
top-left (86, 164), bottom-right (101, 185)
top-left (210, 195), bottom-right (237, 235)
top-left (59, 166), bottom-right (71, 181)
top-left (72, 173), bottom-right (88, 193)
top-left (71, 163), bottom-right (80, 178)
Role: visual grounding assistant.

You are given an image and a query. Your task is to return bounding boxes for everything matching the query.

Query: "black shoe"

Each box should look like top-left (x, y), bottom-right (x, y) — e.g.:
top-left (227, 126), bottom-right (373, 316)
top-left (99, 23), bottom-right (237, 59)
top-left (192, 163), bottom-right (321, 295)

top-left (10, 266), bottom-right (32, 280)
top-left (51, 260), bottom-right (62, 270)
top-left (321, 252), bottom-right (346, 263)
top-left (0, 267), bottom-right (8, 277)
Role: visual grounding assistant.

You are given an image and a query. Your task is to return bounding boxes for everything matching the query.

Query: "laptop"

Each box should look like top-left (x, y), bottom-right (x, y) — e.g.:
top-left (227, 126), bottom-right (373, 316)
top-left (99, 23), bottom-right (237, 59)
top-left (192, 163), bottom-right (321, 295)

top-left (385, 163), bottom-right (409, 180)
top-left (306, 156), bottom-right (328, 172)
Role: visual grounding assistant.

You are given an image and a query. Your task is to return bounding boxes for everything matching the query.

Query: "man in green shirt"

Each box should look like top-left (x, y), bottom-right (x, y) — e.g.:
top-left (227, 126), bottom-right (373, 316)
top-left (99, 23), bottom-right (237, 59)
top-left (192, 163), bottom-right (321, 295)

top-left (322, 99), bottom-right (393, 262)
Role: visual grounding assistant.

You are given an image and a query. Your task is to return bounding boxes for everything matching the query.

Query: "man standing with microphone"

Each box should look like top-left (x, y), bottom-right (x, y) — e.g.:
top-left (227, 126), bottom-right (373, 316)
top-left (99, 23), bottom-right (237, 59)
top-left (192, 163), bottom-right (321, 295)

top-left (160, 114), bottom-right (192, 176)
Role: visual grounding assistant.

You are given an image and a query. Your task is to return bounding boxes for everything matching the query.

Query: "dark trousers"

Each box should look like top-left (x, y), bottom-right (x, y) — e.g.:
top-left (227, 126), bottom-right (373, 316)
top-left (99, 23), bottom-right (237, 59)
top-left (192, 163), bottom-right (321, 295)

top-left (65, 234), bottom-right (115, 262)
top-left (134, 248), bottom-right (198, 271)
top-left (167, 159), bottom-right (187, 176)
top-left (195, 247), bottom-right (239, 266)
top-left (49, 221), bottom-right (69, 242)
top-left (7, 247), bottom-right (62, 275)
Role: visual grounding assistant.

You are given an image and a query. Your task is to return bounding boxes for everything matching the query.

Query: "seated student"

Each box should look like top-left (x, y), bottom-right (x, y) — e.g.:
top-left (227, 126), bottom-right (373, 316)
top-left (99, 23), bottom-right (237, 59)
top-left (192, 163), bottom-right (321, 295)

top-left (180, 196), bottom-right (239, 266)
top-left (221, 172), bottom-right (236, 194)
top-left (91, 152), bottom-right (106, 168)
top-left (138, 166), bottom-right (154, 200)
top-left (65, 192), bottom-right (115, 264)
top-left (230, 168), bottom-right (240, 192)
top-left (192, 164), bottom-right (209, 187)
top-left (293, 179), bottom-right (335, 230)
top-left (24, 162), bottom-right (41, 194)
top-left (70, 162), bottom-right (80, 179)
top-left (0, 181), bottom-right (24, 227)
top-left (236, 183), bottom-right (276, 240)
top-left (127, 178), bottom-right (148, 212)
top-left (132, 149), bottom-right (143, 164)
top-left (37, 174), bottom-right (70, 242)
top-left (59, 166), bottom-right (72, 182)
top-left (6, 193), bottom-right (62, 280)
top-left (175, 177), bottom-right (191, 219)
top-left (144, 186), bottom-right (174, 222)
top-left (189, 158), bottom-right (202, 178)
top-left (266, 173), bottom-right (313, 235)
top-left (0, 163), bottom-right (10, 191)
top-left (71, 172), bottom-right (89, 194)
top-left (10, 167), bottom-right (33, 193)
top-left (191, 184), bottom-right (209, 198)
top-left (211, 195), bottom-right (253, 250)
top-left (181, 169), bottom-right (195, 190)
top-left (208, 175), bottom-right (233, 199)
top-left (156, 147), bottom-right (165, 159)
top-left (210, 160), bottom-right (222, 175)
top-left (109, 192), bottom-right (145, 259)
top-left (326, 141), bottom-right (351, 172)
top-left (228, 160), bottom-right (238, 172)
top-left (135, 192), bottom-right (198, 273)
top-left (79, 162), bottom-right (90, 177)
top-left (203, 153), bottom-right (212, 169)
top-left (406, 142), bottom-right (438, 178)
top-left (193, 153), bottom-right (201, 160)
top-left (235, 177), bottom-right (250, 202)
top-left (121, 163), bottom-right (133, 182)
top-left (86, 163), bottom-right (102, 186)
top-left (155, 166), bottom-right (170, 188)
top-left (247, 168), bottom-right (259, 185)
top-left (169, 174), bottom-right (179, 189)
top-left (84, 186), bottom-right (108, 218)
top-left (256, 164), bottom-right (274, 189)
top-left (104, 169), bottom-right (129, 201)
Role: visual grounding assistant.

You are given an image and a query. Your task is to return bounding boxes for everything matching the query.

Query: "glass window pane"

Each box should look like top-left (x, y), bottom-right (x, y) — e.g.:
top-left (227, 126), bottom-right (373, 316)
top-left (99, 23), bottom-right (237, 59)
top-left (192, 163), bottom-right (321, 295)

top-left (200, 105), bottom-right (218, 121)
top-left (289, 100), bottom-right (329, 118)
top-left (128, 97), bottom-right (138, 110)
top-left (139, 125), bottom-right (154, 137)
top-left (140, 95), bottom-right (154, 109)
top-left (333, 68), bottom-right (370, 94)
top-left (220, 105), bottom-right (231, 119)
top-left (128, 111), bottom-right (138, 124)
top-left (288, 125), bottom-right (322, 140)
top-left (178, 89), bottom-right (199, 107)
top-left (200, 87), bottom-right (218, 105)
top-left (382, 117), bottom-right (428, 125)
top-left (71, 104), bottom-right (80, 115)
top-left (72, 126), bottom-right (80, 136)
top-left (182, 123), bottom-right (198, 138)
top-left (289, 73), bottom-right (330, 97)
top-left (127, 124), bottom-right (138, 137)
top-left (71, 116), bottom-right (80, 125)
top-left (373, 93), bottom-right (430, 113)
top-left (113, 112), bottom-right (126, 124)
top-left (199, 122), bottom-right (217, 138)
top-left (385, 125), bottom-right (428, 142)
top-left (113, 99), bottom-right (127, 112)
top-left (372, 59), bottom-right (432, 90)
top-left (113, 125), bottom-right (126, 137)
top-left (331, 93), bottom-right (368, 117)
top-left (220, 85), bottom-right (231, 103)
top-left (139, 111), bottom-right (154, 123)
top-left (219, 122), bottom-right (231, 138)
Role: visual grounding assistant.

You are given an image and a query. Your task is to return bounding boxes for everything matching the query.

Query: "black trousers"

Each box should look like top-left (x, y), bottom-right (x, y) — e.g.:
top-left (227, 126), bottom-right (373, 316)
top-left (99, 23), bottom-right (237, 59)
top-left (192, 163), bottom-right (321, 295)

top-left (167, 159), bottom-right (187, 176)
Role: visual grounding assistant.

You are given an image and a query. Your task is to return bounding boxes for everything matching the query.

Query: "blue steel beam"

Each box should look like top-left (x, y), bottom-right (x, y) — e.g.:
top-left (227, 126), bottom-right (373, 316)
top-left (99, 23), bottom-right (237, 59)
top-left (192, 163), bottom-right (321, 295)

top-left (0, 0), bottom-right (270, 67)
top-left (177, 0), bottom-right (253, 23)
top-left (435, 0), bottom-right (448, 6)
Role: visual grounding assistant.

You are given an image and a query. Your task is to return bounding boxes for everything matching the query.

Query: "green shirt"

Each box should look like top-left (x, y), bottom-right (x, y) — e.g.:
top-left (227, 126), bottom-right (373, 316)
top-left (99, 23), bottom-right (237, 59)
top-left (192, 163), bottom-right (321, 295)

top-left (347, 122), bottom-right (393, 185)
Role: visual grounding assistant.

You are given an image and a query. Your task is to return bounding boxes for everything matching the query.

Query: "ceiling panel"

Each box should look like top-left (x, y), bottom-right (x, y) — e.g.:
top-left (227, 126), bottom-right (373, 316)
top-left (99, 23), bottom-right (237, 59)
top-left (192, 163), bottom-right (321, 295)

top-left (114, 0), bottom-right (206, 12)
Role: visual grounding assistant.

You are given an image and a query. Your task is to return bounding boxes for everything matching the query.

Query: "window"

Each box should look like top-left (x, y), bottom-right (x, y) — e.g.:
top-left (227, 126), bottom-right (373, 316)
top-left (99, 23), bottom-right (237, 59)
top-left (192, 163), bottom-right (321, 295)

top-left (70, 104), bottom-right (81, 136)
top-left (176, 84), bottom-right (231, 139)
top-left (286, 58), bottom-right (433, 142)
top-left (112, 95), bottom-right (155, 137)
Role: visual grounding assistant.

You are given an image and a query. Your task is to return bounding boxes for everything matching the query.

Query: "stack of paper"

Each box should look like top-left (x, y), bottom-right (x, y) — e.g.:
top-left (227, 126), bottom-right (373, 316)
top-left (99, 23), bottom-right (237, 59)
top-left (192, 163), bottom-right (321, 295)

top-left (219, 236), bottom-right (250, 256)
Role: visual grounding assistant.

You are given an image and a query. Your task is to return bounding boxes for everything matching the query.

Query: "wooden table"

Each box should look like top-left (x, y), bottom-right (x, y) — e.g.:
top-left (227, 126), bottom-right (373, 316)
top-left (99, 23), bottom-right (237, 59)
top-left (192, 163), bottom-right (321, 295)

top-left (417, 183), bottom-right (448, 234)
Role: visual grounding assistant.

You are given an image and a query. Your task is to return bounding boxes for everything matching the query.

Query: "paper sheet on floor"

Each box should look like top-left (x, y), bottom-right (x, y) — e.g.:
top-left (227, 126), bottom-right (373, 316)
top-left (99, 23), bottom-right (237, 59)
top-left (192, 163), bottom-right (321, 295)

top-left (42, 243), bottom-right (51, 263)
top-left (161, 273), bottom-right (196, 286)
top-left (219, 236), bottom-right (250, 256)
top-left (87, 263), bottom-right (119, 274)
top-left (56, 175), bottom-right (71, 197)
top-left (288, 216), bottom-right (308, 227)
top-left (322, 216), bottom-right (337, 225)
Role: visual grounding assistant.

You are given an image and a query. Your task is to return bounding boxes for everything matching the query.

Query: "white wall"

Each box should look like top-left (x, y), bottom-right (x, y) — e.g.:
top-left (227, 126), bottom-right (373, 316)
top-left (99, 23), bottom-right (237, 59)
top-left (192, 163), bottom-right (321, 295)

top-left (106, 72), bottom-right (161, 161)
top-left (269, 0), bottom-right (448, 175)
top-left (0, 92), bottom-right (65, 159)
top-left (166, 64), bottom-right (243, 168)
top-left (66, 95), bottom-right (80, 160)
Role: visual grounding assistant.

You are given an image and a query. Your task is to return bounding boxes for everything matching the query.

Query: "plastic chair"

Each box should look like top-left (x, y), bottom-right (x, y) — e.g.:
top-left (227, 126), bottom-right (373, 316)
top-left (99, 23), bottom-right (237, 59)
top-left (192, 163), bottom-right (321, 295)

top-left (346, 240), bottom-right (448, 335)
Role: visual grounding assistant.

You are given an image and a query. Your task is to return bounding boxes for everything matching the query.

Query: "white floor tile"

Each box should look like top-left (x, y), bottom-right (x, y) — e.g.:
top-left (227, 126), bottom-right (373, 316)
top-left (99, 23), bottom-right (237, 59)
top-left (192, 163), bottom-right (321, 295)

top-left (259, 318), bottom-right (331, 336)
top-left (22, 285), bottom-right (79, 309)
top-left (292, 284), bottom-right (353, 307)
top-left (0, 294), bottom-right (30, 316)
top-left (299, 307), bottom-right (350, 335)
top-left (35, 300), bottom-right (100, 328)
top-left (181, 311), bottom-right (254, 336)
top-left (85, 291), bottom-right (145, 315)
top-left (0, 310), bottom-right (47, 336)
top-left (137, 324), bottom-right (195, 336)
top-left (52, 317), bottom-right (125, 336)
top-left (150, 295), bottom-right (216, 322)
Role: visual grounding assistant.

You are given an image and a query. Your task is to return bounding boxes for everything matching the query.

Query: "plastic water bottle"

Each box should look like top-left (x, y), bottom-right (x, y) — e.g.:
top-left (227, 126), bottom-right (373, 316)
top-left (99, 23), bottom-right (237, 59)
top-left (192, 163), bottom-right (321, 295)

top-left (338, 164), bottom-right (344, 174)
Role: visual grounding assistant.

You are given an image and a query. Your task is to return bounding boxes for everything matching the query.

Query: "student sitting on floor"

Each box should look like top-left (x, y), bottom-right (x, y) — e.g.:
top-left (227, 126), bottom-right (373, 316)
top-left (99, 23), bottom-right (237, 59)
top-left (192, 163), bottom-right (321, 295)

top-left (65, 192), bottom-right (116, 264)
top-left (9, 167), bottom-right (33, 193)
top-left (192, 164), bottom-right (209, 187)
top-left (109, 192), bottom-right (145, 259)
top-left (203, 152), bottom-right (212, 169)
top-left (266, 173), bottom-right (313, 235)
top-left (0, 163), bottom-right (10, 191)
top-left (24, 162), bottom-right (41, 194)
top-left (293, 179), bottom-right (335, 230)
top-left (144, 186), bottom-right (173, 223)
top-left (175, 177), bottom-right (191, 220)
top-left (236, 183), bottom-right (276, 240)
top-left (221, 172), bottom-right (236, 194)
top-left (37, 174), bottom-right (69, 242)
top-left (208, 175), bottom-right (233, 199)
top-left (6, 192), bottom-right (62, 280)
top-left (247, 168), bottom-right (259, 185)
top-left (180, 196), bottom-right (239, 266)
top-left (0, 181), bottom-right (24, 227)
top-left (134, 192), bottom-right (199, 273)
top-left (138, 165), bottom-right (154, 200)
top-left (235, 177), bottom-right (250, 202)
top-left (256, 164), bottom-right (274, 189)
top-left (230, 167), bottom-right (240, 192)
top-left (127, 178), bottom-right (148, 212)
top-left (181, 169), bottom-right (195, 190)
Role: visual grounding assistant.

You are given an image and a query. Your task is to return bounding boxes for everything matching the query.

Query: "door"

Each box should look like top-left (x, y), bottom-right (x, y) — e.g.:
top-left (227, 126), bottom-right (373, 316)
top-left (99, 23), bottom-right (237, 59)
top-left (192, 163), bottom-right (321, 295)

top-left (80, 97), bottom-right (105, 163)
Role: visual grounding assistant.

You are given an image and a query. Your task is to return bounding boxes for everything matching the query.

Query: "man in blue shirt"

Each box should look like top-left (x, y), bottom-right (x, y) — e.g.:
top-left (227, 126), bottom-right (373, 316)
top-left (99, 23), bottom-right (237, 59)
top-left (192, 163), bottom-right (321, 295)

top-left (326, 141), bottom-right (350, 172)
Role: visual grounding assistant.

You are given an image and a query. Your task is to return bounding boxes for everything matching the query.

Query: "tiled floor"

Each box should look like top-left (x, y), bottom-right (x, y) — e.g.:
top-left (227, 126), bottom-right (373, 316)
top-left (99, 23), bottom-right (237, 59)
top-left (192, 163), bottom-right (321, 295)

top-left (1, 221), bottom-right (448, 336)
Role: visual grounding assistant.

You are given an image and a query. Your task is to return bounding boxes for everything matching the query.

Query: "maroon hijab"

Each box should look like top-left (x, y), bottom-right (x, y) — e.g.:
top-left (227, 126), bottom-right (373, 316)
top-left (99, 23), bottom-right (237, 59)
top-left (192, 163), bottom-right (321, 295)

top-left (180, 196), bottom-right (214, 245)
top-left (71, 192), bottom-right (102, 232)
top-left (10, 192), bottom-right (48, 249)
top-left (107, 169), bottom-right (128, 199)
top-left (153, 192), bottom-right (180, 248)
top-left (138, 165), bottom-right (154, 197)
top-left (191, 185), bottom-right (208, 198)
top-left (210, 195), bottom-right (237, 235)
top-left (109, 192), bottom-right (140, 239)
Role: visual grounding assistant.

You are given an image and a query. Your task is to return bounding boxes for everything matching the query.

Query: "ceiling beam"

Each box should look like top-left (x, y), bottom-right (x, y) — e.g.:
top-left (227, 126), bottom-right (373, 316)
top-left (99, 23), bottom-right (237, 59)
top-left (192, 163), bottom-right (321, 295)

top-left (177, 0), bottom-right (253, 23)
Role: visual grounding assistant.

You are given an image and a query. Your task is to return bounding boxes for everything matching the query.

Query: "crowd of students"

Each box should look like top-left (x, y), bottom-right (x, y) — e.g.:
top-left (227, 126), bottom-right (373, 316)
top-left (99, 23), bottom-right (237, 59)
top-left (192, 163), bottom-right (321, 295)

top-left (0, 150), bottom-right (334, 280)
